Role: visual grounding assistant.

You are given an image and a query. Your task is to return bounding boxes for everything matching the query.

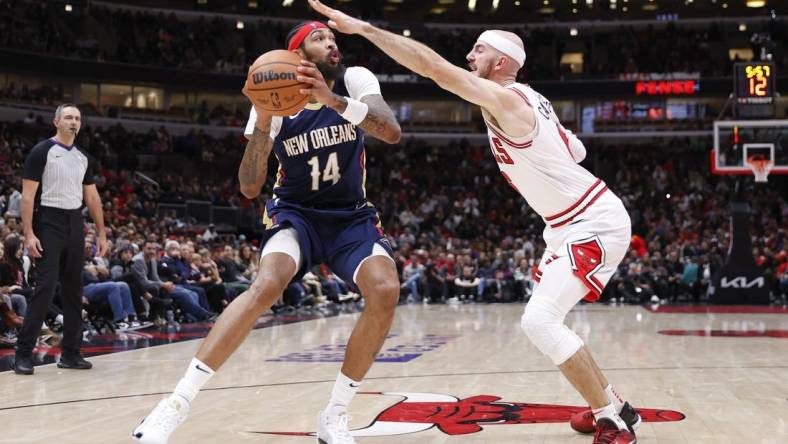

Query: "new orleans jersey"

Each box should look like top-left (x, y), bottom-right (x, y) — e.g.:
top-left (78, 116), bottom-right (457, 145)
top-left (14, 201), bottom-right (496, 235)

top-left (245, 66), bottom-right (380, 207)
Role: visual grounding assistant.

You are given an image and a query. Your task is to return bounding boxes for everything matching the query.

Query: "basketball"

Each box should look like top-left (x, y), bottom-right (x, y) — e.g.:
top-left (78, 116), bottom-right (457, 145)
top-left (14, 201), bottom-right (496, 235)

top-left (246, 49), bottom-right (309, 116)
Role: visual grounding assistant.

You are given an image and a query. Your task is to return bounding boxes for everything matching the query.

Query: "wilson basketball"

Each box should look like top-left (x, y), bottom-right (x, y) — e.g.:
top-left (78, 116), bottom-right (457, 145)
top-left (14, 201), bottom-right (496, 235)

top-left (246, 50), bottom-right (309, 116)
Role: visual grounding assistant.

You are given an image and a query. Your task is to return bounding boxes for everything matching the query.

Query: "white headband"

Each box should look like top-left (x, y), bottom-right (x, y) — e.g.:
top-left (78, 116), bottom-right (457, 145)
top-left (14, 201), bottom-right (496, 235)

top-left (476, 30), bottom-right (526, 67)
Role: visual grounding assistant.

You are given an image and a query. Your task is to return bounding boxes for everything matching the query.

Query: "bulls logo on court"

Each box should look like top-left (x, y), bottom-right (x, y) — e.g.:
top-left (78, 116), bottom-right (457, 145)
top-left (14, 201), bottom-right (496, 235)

top-left (255, 392), bottom-right (685, 437)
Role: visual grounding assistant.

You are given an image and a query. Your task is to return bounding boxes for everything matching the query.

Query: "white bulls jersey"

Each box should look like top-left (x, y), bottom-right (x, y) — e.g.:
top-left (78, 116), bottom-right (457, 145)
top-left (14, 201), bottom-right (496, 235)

top-left (484, 83), bottom-right (608, 229)
top-left (486, 83), bottom-right (631, 304)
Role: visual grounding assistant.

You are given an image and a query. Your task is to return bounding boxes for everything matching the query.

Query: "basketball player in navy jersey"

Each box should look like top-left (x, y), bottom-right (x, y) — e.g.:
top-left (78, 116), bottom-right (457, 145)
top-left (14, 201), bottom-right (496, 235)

top-left (133, 21), bottom-right (401, 444)
top-left (308, 1), bottom-right (640, 444)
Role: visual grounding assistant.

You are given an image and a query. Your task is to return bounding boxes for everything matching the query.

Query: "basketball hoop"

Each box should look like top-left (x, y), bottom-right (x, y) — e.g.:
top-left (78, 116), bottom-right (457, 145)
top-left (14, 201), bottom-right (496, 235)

top-left (746, 155), bottom-right (773, 183)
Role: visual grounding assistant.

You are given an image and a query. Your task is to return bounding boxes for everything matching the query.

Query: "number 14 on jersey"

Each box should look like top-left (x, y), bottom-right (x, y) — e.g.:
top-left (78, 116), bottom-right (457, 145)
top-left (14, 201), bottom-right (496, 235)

top-left (308, 152), bottom-right (341, 191)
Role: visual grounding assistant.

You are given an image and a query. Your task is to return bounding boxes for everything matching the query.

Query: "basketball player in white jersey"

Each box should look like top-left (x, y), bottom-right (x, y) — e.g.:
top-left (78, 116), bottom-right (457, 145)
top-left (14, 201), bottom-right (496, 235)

top-left (309, 1), bottom-right (640, 443)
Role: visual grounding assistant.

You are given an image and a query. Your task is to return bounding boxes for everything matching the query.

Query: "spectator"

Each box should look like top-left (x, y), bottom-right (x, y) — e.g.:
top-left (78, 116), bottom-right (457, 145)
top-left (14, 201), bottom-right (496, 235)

top-left (180, 243), bottom-right (230, 312)
top-left (110, 244), bottom-right (169, 324)
top-left (3, 182), bottom-right (21, 219)
top-left (131, 241), bottom-right (215, 323)
top-left (401, 254), bottom-right (425, 302)
top-left (216, 245), bottom-right (250, 295)
top-left (82, 241), bottom-right (139, 330)
top-left (237, 244), bottom-right (258, 282)
top-left (159, 240), bottom-right (213, 314)
top-left (453, 265), bottom-right (481, 303)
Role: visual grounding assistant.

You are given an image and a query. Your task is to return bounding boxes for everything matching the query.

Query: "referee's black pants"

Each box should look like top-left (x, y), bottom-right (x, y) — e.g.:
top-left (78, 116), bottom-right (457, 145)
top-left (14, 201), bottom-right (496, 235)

top-left (16, 206), bottom-right (85, 357)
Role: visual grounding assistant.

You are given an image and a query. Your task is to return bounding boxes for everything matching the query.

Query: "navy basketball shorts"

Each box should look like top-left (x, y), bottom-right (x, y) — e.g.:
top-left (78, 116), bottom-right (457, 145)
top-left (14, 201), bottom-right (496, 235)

top-left (258, 199), bottom-right (394, 288)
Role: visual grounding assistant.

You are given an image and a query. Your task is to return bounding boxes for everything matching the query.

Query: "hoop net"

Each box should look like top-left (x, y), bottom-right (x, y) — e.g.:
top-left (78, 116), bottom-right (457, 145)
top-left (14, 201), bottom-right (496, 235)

top-left (746, 156), bottom-right (773, 183)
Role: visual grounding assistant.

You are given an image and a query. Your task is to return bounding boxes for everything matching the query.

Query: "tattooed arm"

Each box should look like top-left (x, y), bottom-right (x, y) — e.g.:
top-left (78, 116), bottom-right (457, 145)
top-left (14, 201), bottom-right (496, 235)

top-left (327, 94), bottom-right (401, 144)
top-left (295, 61), bottom-right (401, 144)
top-left (238, 116), bottom-right (274, 199)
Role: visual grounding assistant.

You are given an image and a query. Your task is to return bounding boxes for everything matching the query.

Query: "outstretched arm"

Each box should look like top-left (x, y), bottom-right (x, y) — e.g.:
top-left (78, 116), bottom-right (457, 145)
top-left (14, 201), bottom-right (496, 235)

top-left (308, 0), bottom-right (516, 114)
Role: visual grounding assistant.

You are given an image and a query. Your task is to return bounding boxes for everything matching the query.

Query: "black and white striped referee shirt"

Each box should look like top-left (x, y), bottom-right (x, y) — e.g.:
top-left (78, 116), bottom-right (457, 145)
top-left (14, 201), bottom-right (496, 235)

top-left (22, 138), bottom-right (96, 210)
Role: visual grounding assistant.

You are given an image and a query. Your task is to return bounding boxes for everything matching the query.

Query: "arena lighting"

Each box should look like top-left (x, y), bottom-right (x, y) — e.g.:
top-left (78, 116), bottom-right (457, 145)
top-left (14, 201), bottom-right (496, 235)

top-left (570, 28), bottom-right (578, 36)
top-left (746, 0), bottom-right (766, 7)
top-left (282, 0), bottom-right (294, 6)
top-left (64, 4), bottom-right (72, 12)
top-left (515, 0), bottom-right (521, 5)
top-left (247, 1), bottom-right (258, 8)
top-left (666, 194), bottom-right (671, 199)
top-left (468, 0), bottom-right (477, 12)
top-left (544, 0), bottom-right (549, 5)
top-left (623, 6), bottom-right (628, 11)
top-left (723, 3), bottom-right (728, 8)
top-left (739, 23), bottom-right (747, 31)
top-left (586, 0), bottom-right (593, 6)
top-left (236, 20), bottom-right (244, 29)
top-left (403, 29), bottom-right (411, 37)
top-left (572, 8), bottom-right (578, 12)
top-left (492, 0), bottom-right (500, 11)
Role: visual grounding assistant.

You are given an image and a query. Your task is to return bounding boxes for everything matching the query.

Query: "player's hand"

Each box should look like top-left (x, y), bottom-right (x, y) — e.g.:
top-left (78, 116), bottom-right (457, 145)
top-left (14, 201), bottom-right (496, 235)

top-left (308, 0), bottom-right (367, 35)
top-left (25, 233), bottom-right (43, 258)
top-left (297, 60), bottom-right (334, 105)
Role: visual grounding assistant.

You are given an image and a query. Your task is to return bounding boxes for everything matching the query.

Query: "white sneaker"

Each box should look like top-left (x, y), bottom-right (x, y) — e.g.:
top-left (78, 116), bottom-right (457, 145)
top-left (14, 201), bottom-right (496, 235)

top-left (316, 410), bottom-right (355, 444)
top-left (132, 395), bottom-right (190, 444)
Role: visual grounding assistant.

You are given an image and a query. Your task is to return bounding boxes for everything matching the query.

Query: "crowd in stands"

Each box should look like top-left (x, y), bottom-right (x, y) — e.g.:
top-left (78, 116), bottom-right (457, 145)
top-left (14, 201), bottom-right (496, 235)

top-left (1, 0), bottom-right (785, 82)
top-left (0, 116), bottom-right (786, 346)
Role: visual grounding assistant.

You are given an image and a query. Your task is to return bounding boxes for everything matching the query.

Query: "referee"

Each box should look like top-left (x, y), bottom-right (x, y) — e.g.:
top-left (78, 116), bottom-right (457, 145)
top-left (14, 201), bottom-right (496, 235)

top-left (13, 104), bottom-right (108, 375)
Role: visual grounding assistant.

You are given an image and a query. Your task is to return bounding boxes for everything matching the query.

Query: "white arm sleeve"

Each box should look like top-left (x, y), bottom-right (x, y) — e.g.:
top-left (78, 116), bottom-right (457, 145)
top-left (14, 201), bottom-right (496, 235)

top-left (343, 66), bottom-right (381, 100)
top-left (244, 108), bottom-right (281, 141)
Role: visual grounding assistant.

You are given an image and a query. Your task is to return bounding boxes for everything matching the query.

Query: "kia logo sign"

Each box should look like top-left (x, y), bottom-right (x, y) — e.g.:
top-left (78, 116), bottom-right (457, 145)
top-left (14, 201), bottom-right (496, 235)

top-left (720, 276), bottom-right (765, 289)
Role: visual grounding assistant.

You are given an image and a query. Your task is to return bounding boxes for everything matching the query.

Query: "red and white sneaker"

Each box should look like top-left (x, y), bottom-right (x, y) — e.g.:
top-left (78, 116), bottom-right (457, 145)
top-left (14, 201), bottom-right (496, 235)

top-left (571, 402), bottom-right (641, 434)
top-left (593, 418), bottom-right (637, 444)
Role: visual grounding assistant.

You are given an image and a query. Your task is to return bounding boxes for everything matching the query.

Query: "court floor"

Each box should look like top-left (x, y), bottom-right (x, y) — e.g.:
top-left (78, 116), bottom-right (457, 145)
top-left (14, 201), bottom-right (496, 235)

top-left (1, 303), bottom-right (787, 443)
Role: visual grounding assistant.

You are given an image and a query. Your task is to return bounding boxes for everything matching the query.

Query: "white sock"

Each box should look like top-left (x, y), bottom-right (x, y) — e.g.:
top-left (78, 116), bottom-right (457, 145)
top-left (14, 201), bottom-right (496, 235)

top-left (326, 372), bottom-right (361, 415)
top-left (605, 384), bottom-right (625, 413)
top-left (593, 403), bottom-right (627, 430)
top-left (173, 357), bottom-right (215, 404)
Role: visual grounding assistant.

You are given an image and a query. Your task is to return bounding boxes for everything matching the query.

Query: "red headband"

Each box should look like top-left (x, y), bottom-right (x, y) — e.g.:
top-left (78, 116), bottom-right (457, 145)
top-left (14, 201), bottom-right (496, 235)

top-left (287, 21), bottom-right (329, 51)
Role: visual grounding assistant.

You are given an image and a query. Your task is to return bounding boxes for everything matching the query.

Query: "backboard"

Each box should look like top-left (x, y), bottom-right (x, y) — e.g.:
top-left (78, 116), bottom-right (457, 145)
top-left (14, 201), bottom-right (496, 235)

top-left (711, 120), bottom-right (788, 182)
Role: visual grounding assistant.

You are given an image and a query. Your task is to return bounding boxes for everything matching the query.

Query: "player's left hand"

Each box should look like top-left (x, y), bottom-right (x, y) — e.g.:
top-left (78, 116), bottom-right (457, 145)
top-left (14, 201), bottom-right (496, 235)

top-left (308, 0), bottom-right (367, 35)
top-left (297, 60), bottom-right (334, 105)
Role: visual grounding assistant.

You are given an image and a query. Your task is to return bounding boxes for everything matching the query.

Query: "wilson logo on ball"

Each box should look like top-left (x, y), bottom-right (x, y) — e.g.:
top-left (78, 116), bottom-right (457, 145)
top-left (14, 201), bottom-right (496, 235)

top-left (253, 70), bottom-right (297, 84)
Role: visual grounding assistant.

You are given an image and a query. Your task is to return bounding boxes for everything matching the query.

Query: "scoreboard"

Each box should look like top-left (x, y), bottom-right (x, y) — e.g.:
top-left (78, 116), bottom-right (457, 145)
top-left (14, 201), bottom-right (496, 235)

top-left (734, 62), bottom-right (776, 118)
